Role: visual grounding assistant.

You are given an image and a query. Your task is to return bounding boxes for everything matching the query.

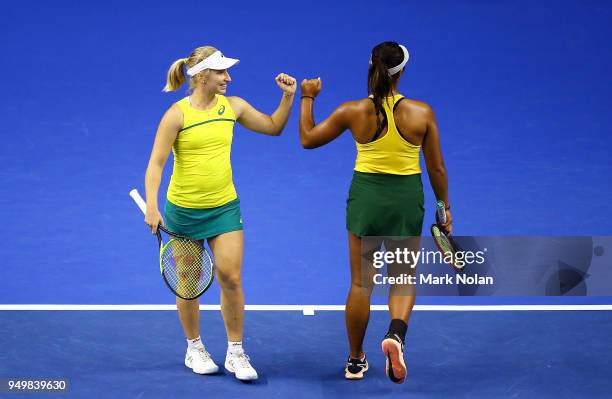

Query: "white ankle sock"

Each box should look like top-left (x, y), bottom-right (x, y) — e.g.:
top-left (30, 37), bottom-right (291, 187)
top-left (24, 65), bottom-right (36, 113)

top-left (227, 341), bottom-right (243, 355)
top-left (187, 336), bottom-right (203, 350)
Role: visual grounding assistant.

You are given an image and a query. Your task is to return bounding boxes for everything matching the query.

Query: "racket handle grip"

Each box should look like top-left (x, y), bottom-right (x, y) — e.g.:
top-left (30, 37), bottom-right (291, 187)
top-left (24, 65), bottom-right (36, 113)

top-left (436, 200), bottom-right (447, 225)
top-left (129, 189), bottom-right (147, 215)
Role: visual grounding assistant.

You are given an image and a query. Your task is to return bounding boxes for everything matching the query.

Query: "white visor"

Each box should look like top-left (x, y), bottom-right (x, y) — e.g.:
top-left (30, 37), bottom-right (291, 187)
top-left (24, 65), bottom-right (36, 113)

top-left (369, 44), bottom-right (409, 76)
top-left (186, 51), bottom-right (240, 76)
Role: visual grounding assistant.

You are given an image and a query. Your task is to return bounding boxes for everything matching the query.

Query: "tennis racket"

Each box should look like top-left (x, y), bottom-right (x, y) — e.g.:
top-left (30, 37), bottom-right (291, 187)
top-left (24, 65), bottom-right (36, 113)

top-left (430, 200), bottom-right (464, 272)
top-left (129, 189), bottom-right (214, 300)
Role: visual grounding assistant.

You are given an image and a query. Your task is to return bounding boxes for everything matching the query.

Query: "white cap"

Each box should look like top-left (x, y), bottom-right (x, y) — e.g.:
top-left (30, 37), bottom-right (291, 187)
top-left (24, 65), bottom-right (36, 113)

top-left (186, 51), bottom-right (240, 76)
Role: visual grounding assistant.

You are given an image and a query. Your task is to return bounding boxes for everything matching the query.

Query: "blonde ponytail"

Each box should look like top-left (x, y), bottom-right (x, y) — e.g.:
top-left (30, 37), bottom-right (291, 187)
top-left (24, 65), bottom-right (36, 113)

top-left (162, 46), bottom-right (218, 93)
top-left (163, 58), bottom-right (188, 92)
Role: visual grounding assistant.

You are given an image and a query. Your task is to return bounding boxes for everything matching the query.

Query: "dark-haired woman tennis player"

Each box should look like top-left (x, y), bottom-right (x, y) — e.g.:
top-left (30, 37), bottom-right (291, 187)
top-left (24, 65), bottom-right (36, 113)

top-left (299, 41), bottom-right (452, 383)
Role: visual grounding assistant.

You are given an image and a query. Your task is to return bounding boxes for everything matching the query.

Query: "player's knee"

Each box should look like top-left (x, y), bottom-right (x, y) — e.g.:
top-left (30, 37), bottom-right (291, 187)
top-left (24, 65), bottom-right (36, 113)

top-left (350, 280), bottom-right (374, 296)
top-left (217, 268), bottom-right (242, 290)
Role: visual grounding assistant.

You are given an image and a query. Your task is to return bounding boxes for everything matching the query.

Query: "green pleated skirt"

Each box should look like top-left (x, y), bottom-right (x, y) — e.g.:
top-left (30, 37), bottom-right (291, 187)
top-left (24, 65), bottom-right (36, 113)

top-left (164, 197), bottom-right (243, 240)
top-left (346, 171), bottom-right (424, 237)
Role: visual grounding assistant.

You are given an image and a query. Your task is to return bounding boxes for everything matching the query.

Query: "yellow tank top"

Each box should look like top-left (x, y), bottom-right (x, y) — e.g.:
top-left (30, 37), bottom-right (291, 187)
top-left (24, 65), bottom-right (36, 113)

top-left (167, 95), bottom-right (237, 208)
top-left (354, 95), bottom-right (422, 175)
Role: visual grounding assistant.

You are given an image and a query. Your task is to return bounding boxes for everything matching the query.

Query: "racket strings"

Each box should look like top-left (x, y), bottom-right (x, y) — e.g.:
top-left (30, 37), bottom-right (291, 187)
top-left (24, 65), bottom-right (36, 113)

top-left (437, 235), bottom-right (454, 253)
top-left (432, 225), bottom-right (462, 270)
top-left (161, 238), bottom-right (213, 299)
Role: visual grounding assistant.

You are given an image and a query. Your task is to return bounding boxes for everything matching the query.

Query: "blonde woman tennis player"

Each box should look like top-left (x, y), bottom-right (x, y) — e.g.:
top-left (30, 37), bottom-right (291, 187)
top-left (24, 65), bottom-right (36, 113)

top-left (144, 45), bottom-right (296, 381)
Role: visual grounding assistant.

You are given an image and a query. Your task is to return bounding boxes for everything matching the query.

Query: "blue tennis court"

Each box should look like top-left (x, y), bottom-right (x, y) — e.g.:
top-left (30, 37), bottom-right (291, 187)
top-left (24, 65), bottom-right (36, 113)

top-left (1, 0), bottom-right (611, 397)
top-left (2, 310), bottom-right (611, 398)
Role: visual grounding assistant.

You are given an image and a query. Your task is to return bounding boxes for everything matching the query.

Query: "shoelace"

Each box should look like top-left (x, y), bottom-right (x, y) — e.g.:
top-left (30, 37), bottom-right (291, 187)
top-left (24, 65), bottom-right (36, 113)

top-left (232, 352), bottom-right (252, 369)
top-left (193, 347), bottom-right (212, 361)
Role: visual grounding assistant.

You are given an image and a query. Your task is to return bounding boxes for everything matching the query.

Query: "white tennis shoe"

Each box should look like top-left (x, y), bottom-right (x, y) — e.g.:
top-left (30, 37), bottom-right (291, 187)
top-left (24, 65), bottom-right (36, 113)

top-left (225, 351), bottom-right (258, 381)
top-left (185, 346), bottom-right (219, 374)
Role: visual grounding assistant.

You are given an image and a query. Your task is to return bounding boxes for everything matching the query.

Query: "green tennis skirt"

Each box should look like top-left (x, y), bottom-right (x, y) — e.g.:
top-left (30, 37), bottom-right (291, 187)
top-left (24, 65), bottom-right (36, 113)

top-left (346, 171), bottom-right (424, 237)
top-left (164, 197), bottom-right (243, 240)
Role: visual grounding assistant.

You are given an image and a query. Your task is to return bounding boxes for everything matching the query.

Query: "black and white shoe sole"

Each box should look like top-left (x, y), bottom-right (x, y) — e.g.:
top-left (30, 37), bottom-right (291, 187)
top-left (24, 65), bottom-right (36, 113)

top-left (381, 338), bottom-right (406, 383)
top-left (344, 363), bottom-right (369, 380)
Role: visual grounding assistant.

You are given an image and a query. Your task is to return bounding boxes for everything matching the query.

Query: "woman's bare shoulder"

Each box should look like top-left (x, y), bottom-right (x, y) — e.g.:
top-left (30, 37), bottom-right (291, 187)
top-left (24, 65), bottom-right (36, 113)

top-left (397, 97), bottom-right (435, 120)
top-left (339, 98), bottom-right (376, 113)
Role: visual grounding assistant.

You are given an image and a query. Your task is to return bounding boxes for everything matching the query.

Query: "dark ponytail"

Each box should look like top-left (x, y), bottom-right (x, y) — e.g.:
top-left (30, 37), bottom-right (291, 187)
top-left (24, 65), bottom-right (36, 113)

top-left (367, 42), bottom-right (405, 132)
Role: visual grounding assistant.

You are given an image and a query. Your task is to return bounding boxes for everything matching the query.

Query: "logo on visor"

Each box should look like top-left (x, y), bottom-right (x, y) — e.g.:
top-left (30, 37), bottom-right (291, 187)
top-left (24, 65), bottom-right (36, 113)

top-left (218, 105), bottom-right (225, 115)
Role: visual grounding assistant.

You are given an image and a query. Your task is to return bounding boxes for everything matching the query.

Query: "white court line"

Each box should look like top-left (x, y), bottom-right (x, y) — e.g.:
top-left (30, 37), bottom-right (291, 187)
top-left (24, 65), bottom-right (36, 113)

top-left (1, 304), bottom-right (611, 314)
